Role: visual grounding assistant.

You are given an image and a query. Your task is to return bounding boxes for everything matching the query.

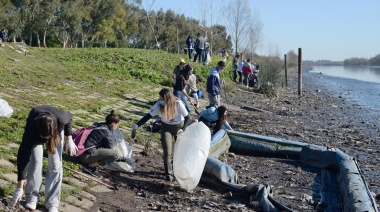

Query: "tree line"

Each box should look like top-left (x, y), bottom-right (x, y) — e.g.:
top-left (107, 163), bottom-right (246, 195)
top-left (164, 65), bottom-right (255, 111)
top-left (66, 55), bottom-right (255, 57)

top-left (343, 54), bottom-right (380, 66)
top-left (0, 0), bottom-right (233, 54)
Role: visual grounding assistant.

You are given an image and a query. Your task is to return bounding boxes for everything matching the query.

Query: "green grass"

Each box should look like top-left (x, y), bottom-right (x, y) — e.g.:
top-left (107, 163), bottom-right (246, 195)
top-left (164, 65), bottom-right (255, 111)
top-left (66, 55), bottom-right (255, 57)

top-left (0, 44), bottom-right (230, 200)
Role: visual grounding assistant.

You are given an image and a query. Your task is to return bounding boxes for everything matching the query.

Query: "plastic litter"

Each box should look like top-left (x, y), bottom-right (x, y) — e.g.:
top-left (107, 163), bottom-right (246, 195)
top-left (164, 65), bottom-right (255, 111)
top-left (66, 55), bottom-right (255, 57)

top-left (0, 98), bottom-right (13, 118)
top-left (101, 128), bottom-right (136, 173)
top-left (173, 122), bottom-right (211, 191)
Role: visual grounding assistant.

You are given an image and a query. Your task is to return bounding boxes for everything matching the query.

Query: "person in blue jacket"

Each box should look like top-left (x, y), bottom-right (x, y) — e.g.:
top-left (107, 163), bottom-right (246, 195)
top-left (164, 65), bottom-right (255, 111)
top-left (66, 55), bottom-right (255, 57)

top-left (197, 105), bottom-right (233, 134)
top-left (185, 34), bottom-right (194, 60)
top-left (206, 61), bottom-right (226, 107)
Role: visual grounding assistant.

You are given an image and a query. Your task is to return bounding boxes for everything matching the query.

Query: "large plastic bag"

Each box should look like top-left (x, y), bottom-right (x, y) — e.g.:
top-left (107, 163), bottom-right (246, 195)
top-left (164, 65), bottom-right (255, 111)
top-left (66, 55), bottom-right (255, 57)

top-left (173, 122), bottom-right (211, 191)
top-left (0, 98), bottom-right (13, 118)
top-left (101, 128), bottom-right (136, 172)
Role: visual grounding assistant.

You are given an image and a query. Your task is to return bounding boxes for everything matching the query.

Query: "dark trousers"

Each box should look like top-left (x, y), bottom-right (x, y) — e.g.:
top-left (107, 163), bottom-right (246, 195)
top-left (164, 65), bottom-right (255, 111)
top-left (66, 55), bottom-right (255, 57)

top-left (79, 148), bottom-right (119, 166)
top-left (233, 69), bottom-right (237, 82)
top-left (193, 48), bottom-right (203, 63)
top-left (188, 48), bottom-right (193, 59)
top-left (243, 72), bottom-right (250, 86)
top-left (237, 72), bottom-right (243, 84)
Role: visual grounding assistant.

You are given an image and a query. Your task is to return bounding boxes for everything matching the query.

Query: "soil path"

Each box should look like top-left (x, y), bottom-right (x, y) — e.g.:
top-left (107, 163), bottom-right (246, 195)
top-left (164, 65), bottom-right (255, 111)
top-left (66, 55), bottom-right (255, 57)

top-left (89, 70), bottom-right (380, 211)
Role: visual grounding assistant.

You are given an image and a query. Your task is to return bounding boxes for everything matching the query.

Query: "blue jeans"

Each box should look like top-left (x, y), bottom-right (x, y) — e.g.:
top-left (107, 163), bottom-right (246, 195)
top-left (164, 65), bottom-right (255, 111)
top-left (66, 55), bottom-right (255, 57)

top-left (173, 90), bottom-right (190, 112)
top-left (202, 50), bottom-right (208, 64)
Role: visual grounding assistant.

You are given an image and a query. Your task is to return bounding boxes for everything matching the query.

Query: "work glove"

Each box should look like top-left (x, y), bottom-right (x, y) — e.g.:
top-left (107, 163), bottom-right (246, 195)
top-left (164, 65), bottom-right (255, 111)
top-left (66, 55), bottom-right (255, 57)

top-left (131, 124), bottom-right (138, 139)
top-left (65, 139), bottom-right (78, 156)
top-left (11, 188), bottom-right (23, 206)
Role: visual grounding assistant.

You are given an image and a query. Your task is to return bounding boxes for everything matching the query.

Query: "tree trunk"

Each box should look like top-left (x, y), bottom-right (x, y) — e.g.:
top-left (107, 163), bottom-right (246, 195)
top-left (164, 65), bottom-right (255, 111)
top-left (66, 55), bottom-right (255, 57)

top-left (29, 32), bottom-right (32, 47)
top-left (36, 32), bottom-right (41, 47)
top-left (176, 25), bottom-right (179, 54)
top-left (43, 31), bottom-right (47, 48)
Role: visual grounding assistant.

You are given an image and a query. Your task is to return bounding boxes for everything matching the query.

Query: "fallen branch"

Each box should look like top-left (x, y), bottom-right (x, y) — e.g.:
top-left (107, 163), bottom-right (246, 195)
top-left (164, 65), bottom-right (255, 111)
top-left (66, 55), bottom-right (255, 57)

top-left (62, 165), bottom-right (117, 190)
top-left (241, 105), bottom-right (272, 113)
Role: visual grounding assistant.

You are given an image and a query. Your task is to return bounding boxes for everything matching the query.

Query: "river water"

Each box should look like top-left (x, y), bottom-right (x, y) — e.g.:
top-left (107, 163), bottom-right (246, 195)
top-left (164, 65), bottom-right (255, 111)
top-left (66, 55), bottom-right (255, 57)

top-left (304, 65), bottom-right (380, 127)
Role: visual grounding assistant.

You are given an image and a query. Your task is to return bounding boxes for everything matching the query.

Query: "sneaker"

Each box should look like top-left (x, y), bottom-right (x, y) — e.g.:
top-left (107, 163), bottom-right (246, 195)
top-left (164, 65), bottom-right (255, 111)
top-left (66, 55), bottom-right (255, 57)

top-left (82, 165), bottom-right (101, 177)
top-left (25, 201), bottom-right (37, 210)
top-left (48, 207), bottom-right (58, 212)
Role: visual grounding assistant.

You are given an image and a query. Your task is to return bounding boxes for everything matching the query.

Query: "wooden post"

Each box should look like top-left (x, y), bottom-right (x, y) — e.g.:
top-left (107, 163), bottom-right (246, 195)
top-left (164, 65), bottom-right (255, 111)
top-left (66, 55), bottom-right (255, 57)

top-left (284, 54), bottom-right (288, 88)
top-left (298, 48), bottom-right (302, 96)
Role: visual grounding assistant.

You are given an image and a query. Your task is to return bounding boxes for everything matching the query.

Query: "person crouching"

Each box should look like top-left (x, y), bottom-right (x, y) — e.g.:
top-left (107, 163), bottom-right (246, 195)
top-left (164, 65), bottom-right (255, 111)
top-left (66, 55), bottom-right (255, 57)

top-left (79, 110), bottom-right (122, 176)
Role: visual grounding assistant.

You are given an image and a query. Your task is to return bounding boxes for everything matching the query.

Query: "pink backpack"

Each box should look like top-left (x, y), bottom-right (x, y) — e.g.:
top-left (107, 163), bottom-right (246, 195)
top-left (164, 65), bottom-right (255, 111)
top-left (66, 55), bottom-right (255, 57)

top-left (71, 127), bottom-right (94, 157)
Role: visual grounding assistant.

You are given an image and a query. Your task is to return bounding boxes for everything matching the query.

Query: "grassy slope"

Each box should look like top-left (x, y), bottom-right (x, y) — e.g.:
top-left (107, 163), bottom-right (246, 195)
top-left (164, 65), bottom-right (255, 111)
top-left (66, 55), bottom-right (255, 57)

top-left (0, 44), bottom-right (231, 200)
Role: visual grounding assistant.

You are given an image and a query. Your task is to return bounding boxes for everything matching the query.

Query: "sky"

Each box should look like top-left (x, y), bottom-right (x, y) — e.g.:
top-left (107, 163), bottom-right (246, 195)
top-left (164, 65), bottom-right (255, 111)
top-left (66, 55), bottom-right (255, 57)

top-left (147, 0), bottom-right (380, 61)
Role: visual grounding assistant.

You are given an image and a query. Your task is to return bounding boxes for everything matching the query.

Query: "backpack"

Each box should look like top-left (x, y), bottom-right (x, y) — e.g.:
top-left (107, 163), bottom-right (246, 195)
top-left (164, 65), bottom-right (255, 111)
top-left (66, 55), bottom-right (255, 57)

top-left (70, 126), bottom-right (106, 157)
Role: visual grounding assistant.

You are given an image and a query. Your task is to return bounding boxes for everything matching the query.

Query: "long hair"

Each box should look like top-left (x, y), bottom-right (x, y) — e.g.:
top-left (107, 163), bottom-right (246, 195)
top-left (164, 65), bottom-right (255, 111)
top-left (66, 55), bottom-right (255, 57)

top-left (105, 110), bottom-right (120, 126)
top-left (36, 115), bottom-right (59, 154)
top-left (217, 105), bottom-right (228, 122)
top-left (159, 88), bottom-right (177, 121)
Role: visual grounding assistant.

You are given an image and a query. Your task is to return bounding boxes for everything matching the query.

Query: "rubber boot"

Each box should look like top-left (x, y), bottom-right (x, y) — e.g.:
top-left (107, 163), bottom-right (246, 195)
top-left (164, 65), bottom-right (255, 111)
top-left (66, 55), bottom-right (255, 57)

top-left (164, 161), bottom-right (174, 182)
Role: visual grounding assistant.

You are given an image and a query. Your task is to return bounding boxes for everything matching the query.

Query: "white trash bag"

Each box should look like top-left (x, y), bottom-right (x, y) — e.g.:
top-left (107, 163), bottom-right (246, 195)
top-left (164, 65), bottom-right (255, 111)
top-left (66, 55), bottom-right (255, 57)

top-left (173, 122), bottom-right (211, 191)
top-left (0, 98), bottom-right (13, 118)
top-left (101, 129), bottom-right (136, 173)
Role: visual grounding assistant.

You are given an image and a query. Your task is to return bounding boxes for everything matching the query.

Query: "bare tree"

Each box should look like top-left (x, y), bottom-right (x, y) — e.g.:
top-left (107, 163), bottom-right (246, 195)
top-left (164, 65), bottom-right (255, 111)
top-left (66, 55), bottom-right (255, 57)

top-left (196, 0), bottom-right (226, 53)
top-left (248, 9), bottom-right (263, 59)
top-left (138, 0), bottom-right (161, 49)
top-left (224, 0), bottom-right (252, 56)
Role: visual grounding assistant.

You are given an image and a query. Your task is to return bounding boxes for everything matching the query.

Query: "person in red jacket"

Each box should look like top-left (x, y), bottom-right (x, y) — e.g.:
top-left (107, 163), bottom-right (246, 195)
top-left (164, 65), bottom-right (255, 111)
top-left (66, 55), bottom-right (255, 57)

top-left (242, 58), bottom-right (253, 87)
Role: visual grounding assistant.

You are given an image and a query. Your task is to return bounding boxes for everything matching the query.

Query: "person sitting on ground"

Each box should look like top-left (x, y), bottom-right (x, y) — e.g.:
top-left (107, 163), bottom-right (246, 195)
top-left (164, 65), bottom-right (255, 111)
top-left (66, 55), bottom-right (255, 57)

top-left (184, 66), bottom-right (200, 108)
top-left (11, 105), bottom-right (77, 212)
top-left (197, 105), bottom-right (233, 135)
top-left (132, 88), bottom-right (190, 182)
top-left (173, 64), bottom-right (192, 112)
top-left (172, 58), bottom-right (186, 87)
top-left (79, 110), bottom-right (122, 176)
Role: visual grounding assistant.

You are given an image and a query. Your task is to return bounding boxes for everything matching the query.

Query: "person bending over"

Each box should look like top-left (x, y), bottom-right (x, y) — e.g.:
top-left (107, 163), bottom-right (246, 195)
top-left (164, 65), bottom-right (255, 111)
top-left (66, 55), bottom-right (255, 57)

top-left (198, 105), bottom-right (233, 135)
top-left (11, 105), bottom-right (77, 212)
top-left (132, 88), bottom-right (190, 182)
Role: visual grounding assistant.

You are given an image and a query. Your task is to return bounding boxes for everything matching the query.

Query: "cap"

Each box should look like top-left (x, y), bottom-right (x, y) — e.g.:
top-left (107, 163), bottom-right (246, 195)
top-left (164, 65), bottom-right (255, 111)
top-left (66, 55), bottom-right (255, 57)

top-left (179, 58), bottom-right (185, 64)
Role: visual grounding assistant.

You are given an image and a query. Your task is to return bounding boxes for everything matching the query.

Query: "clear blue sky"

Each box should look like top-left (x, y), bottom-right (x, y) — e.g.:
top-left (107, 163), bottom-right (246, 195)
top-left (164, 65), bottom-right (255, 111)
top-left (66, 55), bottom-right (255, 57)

top-left (149, 0), bottom-right (380, 61)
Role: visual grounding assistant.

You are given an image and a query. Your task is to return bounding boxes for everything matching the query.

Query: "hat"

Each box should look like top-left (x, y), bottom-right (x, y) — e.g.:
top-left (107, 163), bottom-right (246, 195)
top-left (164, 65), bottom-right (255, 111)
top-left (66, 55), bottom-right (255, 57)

top-left (179, 58), bottom-right (185, 64)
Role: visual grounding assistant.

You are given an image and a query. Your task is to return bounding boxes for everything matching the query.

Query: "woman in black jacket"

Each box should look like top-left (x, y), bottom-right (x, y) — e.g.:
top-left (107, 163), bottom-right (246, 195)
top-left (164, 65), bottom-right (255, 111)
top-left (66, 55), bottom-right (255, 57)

top-left (11, 105), bottom-right (76, 211)
top-left (79, 110), bottom-right (122, 176)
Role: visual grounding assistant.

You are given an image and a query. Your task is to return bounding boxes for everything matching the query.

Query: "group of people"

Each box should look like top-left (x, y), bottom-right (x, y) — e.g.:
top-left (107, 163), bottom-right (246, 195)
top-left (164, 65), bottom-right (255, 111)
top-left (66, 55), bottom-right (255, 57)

top-left (232, 54), bottom-right (260, 87)
top-left (1, 28), bottom-right (9, 42)
top-left (10, 59), bottom-right (233, 211)
top-left (11, 105), bottom-right (126, 211)
top-left (186, 33), bottom-right (210, 65)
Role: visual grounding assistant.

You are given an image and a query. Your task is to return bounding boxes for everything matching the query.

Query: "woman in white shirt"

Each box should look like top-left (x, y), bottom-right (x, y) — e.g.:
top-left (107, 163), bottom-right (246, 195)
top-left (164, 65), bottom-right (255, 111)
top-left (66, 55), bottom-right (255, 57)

top-left (132, 88), bottom-right (190, 181)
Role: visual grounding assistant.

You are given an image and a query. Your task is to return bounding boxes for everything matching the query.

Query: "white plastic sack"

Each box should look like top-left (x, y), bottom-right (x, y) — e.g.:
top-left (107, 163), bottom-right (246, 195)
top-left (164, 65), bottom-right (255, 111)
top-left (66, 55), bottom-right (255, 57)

top-left (173, 122), bottom-right (211, 191)
top-left (191, 49), bottom-right (197, 58)
top-left (0, 98), bottom-right (13, 118)
top-left (206, 52), bottom-right (212, 64)
top-left (101, 130), bottom-right (136, 173)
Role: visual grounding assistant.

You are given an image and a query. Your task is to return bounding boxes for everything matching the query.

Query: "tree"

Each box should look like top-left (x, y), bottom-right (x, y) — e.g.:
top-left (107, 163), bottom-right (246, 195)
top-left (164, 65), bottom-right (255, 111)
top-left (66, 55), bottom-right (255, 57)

top-left (286, 50), bottom-right (298, 67)
top-left (225, 0), bottom-right (252, 56)
top-left (369, 54), bottom-right (380, 66)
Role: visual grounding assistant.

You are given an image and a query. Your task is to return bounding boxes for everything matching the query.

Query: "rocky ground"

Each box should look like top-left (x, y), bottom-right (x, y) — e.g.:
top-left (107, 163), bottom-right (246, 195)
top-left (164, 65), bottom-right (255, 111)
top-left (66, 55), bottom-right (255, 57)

top-left (89, 72), bottom-right (380, 211)
top-left (1, 70), bottom-right (379, 212)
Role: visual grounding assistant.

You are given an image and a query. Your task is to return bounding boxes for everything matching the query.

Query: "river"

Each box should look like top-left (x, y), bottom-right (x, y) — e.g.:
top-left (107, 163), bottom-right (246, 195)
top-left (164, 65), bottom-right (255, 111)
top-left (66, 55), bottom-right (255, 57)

top-left (304, 65), bottom-right (380, 128)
